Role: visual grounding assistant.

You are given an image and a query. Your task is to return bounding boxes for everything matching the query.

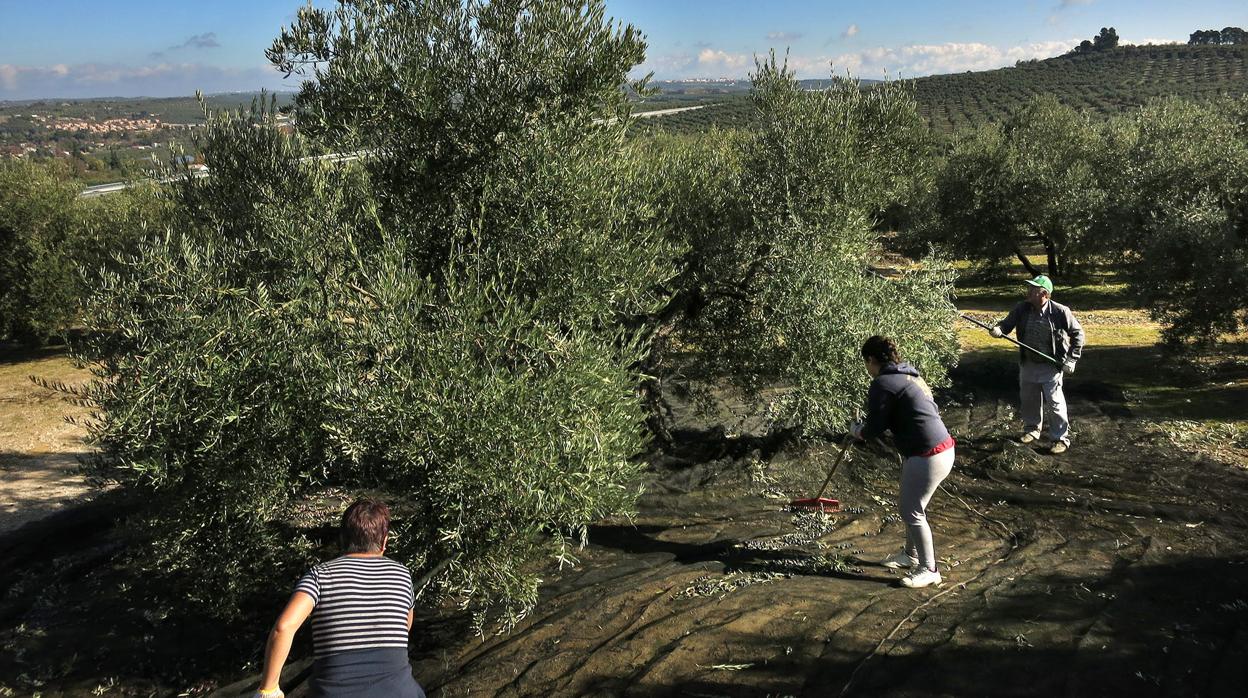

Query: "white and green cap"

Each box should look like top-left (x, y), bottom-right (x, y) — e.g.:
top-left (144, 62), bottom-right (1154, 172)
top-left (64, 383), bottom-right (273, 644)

top-left (1024, 275), bottom-right (1053, 294)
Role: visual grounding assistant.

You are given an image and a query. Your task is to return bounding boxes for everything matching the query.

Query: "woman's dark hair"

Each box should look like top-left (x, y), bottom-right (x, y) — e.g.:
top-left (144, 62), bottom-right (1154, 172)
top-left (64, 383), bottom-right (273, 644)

top-left (340, 498), bottom-right (391, 553)
top-left (861, 335), bottom-right (901, 365)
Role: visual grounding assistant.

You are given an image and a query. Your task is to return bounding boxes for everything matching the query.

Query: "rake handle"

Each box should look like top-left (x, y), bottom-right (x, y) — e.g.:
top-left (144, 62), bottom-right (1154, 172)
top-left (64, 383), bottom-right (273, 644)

top-left (814, 437), bottom-right (854, 501)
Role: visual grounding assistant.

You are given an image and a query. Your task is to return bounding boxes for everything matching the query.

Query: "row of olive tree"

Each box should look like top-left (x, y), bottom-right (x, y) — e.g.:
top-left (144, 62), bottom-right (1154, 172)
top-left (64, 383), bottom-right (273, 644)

top-left (919, 93), bottom-right (1248, 344)
top-left (74, 1), bottom-right (956, 629)
top-left (0, 159), bottom-right (165, 344)
top-left (637, 59), bottom-right (956, 437)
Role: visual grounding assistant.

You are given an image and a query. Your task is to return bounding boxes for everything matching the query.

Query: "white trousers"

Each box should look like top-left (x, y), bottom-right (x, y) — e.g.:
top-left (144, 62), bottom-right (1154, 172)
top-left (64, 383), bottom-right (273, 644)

top-left (1019, 362), bottom-right (1069, 445)
top-left (900, 448), bottom-right (955, 572)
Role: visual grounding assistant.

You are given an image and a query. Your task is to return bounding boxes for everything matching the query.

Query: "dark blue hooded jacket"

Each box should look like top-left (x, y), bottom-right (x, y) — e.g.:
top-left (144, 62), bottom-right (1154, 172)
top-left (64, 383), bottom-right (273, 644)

top-left (860, 362), bottom-right (951, 458)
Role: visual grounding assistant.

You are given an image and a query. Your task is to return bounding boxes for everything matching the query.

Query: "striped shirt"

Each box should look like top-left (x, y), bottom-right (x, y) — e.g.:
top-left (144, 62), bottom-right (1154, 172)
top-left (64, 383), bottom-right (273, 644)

top-left (1020, 307), bottom-right (1055, 364)
top-left (294, 555), bottom-right (414, 658)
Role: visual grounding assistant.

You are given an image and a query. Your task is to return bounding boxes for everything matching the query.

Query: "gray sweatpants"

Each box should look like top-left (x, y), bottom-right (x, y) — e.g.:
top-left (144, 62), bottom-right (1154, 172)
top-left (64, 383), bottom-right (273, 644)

top-left (900, 448), bottom-right (955, 572)
top-left (1019, 362), bottom-right (1069, 445)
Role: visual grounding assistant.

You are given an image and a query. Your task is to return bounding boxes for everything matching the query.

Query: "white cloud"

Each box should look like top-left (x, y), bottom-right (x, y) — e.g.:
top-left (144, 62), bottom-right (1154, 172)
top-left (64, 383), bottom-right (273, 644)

top-left (843, 24), bottom-right (859, 38)
top-left (0, 65), bottom-right (17, 91)
top-left (638, 52), bottom-right (696, 76)
top-left (1123, 37), bottom-right (1183, 46)
top-left (766, 31), bottom-right (803, 42)
top-left (826, 39), bottom-right (1077, 79)
top-left (635, 38), bottom-right (1087, 81)
top-left (0, 62), bottom-right (293, 100)
top-left (697, 48), bottom-right (751, 74)
top-left (1059, 0), bottom-right (1094, 7)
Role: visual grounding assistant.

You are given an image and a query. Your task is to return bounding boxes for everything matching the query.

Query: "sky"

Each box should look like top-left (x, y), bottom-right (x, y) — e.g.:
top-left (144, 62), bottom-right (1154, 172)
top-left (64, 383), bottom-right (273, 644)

top-left (1, 0), bottom-right (1245, 100)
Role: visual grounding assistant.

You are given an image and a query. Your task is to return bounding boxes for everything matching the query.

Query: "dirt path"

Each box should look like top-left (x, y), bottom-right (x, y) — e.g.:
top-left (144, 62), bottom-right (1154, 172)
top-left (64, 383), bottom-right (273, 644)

top-left (0, 347), bottom-right (96, 535)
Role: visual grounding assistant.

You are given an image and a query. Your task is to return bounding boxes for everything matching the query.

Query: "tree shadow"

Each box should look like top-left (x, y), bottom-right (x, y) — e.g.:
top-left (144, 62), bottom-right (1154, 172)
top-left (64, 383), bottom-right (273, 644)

top-left (0, 340), bottom-right (72, 366)
top-left (419, 553), bottom-right (1248, 698)
top-left (587, 523), bottom-right (894, 584)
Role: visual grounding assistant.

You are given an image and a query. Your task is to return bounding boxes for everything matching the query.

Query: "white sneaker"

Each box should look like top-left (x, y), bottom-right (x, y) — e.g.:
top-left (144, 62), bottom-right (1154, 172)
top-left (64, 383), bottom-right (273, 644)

top-left (1020, 432), bottom-right (1041, 444)
top-left (880, 549), bottom-right (919, 569)
top-left (900, 568), bottom-right (943, 588)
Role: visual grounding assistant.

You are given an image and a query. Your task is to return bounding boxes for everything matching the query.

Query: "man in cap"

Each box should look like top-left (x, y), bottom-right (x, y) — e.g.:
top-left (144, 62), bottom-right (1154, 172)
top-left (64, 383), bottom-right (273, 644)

top-left (988, 275), bottom-right (1085, 454)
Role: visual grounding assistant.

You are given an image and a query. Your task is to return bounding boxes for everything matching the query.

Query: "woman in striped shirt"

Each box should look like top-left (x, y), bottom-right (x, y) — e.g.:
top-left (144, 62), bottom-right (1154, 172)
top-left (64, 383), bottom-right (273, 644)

top-left (254, 499), bottom-right (425, 698)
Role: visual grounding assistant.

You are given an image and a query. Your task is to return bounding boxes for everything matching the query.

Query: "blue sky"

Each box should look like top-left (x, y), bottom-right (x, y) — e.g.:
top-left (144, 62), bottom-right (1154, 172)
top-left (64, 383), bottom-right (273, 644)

top-left (1, 0), bottom-right (1245, 99)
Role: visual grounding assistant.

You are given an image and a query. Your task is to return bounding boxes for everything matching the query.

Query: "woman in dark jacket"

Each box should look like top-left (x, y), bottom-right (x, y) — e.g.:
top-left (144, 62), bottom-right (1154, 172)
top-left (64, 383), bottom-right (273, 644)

top-left (254, 499), bottom-right (425, 697)
top-left (851, 336), bottom-right (955, 589)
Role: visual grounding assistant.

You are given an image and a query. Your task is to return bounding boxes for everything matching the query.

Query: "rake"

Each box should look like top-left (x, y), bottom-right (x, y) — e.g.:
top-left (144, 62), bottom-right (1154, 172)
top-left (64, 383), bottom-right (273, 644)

top-left (790, 436), bottom-right (853, 513)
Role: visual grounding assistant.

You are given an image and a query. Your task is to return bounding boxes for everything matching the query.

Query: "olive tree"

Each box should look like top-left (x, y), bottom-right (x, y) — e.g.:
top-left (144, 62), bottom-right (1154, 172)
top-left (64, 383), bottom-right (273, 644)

top-left (1097, 96), bottom-right (1248, 345)
top-left (78, 2), bottom-right (964, 630)
top-left (649, 58), bottom-right (958, 434)
top-left (0, 160), bottom-right (163, 344)
top-left (1133, 195), bottom-right (1248, 345)
top-left (0, 159), bottom-right (79, 343)
top-left (79, 1), bottom-right (670, 627)
top-left (1095, 96), bottom-right (1248, 257)
top-left (930, 95), bottom-right (1104, 277)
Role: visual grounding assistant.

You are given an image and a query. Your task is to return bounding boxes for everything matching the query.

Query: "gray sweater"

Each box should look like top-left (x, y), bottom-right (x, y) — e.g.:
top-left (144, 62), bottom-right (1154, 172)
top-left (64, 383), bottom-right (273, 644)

top-left (997, 300), bottom-right (1085, 365)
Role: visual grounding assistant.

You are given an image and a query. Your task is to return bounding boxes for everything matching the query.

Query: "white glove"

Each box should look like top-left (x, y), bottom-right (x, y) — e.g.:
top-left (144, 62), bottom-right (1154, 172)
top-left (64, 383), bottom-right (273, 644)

top-left (849, 421), bottom-right (865, 440)
top-left (1062, 359), bottom-right (1076, 375)
top-left (253, 688), bottom-right (284, 698)
top-left (989, 325), bottom-right (1004, 338)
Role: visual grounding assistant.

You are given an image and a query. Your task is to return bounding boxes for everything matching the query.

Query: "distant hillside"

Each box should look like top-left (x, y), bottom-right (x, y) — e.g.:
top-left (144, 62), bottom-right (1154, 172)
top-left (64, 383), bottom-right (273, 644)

top-left (631, 78), bottom-right (877, 114)
top-left (913, 43), bottom-right (1248, 131)
top-left (0, 92), bottom-right (296, 124)
top-left (636, 44), bottom-right (1248, 135)
top-left (0, 92), bottom-right (296, 184)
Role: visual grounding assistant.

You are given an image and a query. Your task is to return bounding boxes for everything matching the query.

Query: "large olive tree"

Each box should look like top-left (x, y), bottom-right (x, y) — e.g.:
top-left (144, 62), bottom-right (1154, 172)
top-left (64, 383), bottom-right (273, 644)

top-left (1097, 96), bottom-right (1248, 345)
top-left (929, 95), bottom-right (1104, 277)
top-left (79, 1), bottom-right (670, 627)
top-left (640, 58), bottom-right (957, 435)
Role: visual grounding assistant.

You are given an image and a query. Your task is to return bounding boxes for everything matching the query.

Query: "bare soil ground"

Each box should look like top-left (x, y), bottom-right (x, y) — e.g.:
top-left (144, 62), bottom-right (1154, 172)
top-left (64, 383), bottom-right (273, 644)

top-left (3, 343), bottom-right (1247, 697)
top-left (0, 346), bottom-right (95, 535)
top-left (381, 362), bottom-right (1248, 698)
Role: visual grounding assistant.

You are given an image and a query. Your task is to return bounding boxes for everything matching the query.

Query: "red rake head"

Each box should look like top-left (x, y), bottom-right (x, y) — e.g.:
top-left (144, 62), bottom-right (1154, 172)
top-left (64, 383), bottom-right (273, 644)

top-left (789, 497), bottom-right (841, 513)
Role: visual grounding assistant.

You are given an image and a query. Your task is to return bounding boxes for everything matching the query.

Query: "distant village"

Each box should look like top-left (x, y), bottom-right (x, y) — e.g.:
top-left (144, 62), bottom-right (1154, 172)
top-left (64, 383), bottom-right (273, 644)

top-left (0, 113), bottom-right (197, 158)
top-left (1, 110), bottom-right (292, 180)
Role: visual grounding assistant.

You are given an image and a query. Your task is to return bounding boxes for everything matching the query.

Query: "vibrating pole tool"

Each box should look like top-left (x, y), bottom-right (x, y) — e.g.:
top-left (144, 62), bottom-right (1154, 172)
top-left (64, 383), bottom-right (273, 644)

top-left (958, 313), bottom-right (1060, 366)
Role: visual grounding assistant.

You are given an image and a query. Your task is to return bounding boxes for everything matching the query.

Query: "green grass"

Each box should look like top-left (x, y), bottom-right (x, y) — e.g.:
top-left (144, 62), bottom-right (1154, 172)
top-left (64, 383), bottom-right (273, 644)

top-left (952, 256), bottom-right (1247, 428)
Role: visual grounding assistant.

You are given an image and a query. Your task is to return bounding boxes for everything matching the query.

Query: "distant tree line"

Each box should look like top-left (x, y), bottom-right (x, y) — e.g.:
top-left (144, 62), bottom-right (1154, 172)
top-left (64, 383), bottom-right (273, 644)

top-left (1189, 27), bottom-right (1247, 45)
top-left (1069, 27), bottom-right (1120, 55)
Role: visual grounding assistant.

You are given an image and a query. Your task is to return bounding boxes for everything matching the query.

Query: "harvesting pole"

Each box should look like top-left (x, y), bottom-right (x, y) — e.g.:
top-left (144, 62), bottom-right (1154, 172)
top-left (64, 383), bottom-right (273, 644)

top-left (956, 313), bottom-right (1059, 365)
